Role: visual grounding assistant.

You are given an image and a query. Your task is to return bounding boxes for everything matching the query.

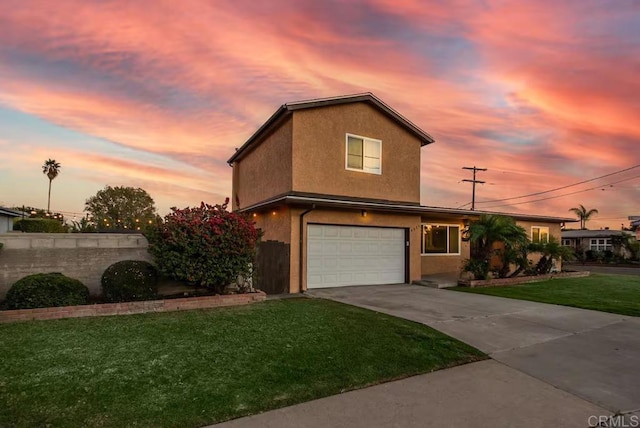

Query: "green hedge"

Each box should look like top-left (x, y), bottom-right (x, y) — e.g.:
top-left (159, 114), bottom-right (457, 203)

top-left (13, 218), bottom-right (68, 233)
top-left (101, 260), bottom-right (158, 303)
top-left (4, 273), bottom-right (90, 309)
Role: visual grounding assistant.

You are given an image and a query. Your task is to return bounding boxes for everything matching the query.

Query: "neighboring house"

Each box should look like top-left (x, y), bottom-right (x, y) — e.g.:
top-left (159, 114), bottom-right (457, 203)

top-left (562, 229), bottom-right (636, 257)
top-left (630, 216), bottom-right (640, 240)
top-left (0, 207), bottom-right (22, 234)
top-left (228, 93), bottom-right (572, 294)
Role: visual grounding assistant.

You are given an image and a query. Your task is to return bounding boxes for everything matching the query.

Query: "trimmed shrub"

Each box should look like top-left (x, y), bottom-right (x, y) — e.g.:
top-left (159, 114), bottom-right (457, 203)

top-left (147, 199), bottom-right (259, 294)
top-left (4, 273), bottom-right (89, 309)
top-left (13, 218), bottom-right (68, 233)
top-left (101, 260), bottom-right (158, 302)
top-left (462, 258), bottom-right (489, 280)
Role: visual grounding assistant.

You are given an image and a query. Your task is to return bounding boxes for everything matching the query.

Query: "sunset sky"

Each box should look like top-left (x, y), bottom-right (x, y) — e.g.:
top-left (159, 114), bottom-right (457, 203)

top-left (0, 0), bottom-right (638, 229)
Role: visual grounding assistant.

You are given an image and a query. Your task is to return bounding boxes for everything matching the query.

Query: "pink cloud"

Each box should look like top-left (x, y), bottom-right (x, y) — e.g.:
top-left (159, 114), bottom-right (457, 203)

top-left (0, 0), bottom-right (637, 229)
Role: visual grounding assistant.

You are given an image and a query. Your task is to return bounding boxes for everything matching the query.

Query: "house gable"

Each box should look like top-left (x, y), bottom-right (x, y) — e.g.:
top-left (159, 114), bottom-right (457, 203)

top-left (230, 93), bottom-right (433, 209)
top-left (232, 116), bottom-right (293, 210)
top-left (291, 102), bottom-right (424, 204)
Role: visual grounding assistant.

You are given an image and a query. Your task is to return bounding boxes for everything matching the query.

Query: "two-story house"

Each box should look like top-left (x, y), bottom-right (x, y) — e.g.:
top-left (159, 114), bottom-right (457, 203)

top-left (228, 93), bottom-right (570, 294)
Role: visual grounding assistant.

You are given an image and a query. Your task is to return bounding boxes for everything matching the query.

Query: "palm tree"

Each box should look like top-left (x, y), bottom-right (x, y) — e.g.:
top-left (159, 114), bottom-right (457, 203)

top-left (569, 204), bottom-right (598, 230)
top-left (42, 159), bottom-right (61, 213)
top-left (467, 214), bottom-right (529, 278)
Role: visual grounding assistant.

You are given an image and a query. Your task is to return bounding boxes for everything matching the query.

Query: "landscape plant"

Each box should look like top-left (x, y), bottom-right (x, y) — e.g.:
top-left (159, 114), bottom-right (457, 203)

top-left (465, 214), bottom-right (529, 279)
top-left (101, 260), bottom-right (158, 302)
top-left (13, 218), bottom-right (68, 233)
top-left (4, 273), bottom-right (89, 309)
top-left (529, 236), bottom-right (574, 274)
top-left (147, 199), bottom-right (259, 294)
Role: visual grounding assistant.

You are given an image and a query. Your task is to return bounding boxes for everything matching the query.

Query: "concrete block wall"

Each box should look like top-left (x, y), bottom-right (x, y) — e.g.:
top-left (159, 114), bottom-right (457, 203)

top-left (0, 233), bottom-right (152, 299)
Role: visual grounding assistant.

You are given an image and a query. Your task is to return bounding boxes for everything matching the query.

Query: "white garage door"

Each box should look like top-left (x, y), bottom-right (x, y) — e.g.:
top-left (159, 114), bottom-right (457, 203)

top-left (307, 224), bottom-right (405, 289)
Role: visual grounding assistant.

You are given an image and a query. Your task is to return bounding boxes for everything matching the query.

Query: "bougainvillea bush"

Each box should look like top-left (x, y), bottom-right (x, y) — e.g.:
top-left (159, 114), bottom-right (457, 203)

top-left (147, 199), bottom-right (259, 294)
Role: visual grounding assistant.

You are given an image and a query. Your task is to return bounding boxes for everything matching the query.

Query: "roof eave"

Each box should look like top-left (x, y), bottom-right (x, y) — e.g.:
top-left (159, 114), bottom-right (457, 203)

top-left (227, 106), bottom-right (290, 164)
top-left (237, 195), bottom-right (574, 223)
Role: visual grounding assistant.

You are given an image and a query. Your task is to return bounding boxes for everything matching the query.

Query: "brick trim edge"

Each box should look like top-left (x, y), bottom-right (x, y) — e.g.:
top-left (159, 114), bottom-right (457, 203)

top-left (0, 291), bottom-right (267, 323)
top-left (458, 271), bottom-right (590, 288)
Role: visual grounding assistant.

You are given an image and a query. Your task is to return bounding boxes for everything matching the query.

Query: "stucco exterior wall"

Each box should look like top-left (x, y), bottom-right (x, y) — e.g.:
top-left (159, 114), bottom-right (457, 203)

top-left (515, 220), bottom-right (564, 270)
top-left (419, 216), bottom-right (470, 276)
top-left (420, 241), bottom-right (470, 275)
top-left (0, 233), bottom-right (151, 298)
top-left (516, 220), bottom-right (562, 242)
top-left (291, 103), bottom-right (423, 204)
top-left (251, 207), bottom-right (292, 244)
top-left (289, 207), bottom-right (422, 293)
top-left (232, 117), bottom-right (293, 210)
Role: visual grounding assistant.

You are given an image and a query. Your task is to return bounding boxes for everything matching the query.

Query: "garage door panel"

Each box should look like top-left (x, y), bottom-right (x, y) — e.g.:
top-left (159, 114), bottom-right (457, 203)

top-left (307, 224), bottom-right (405, 289)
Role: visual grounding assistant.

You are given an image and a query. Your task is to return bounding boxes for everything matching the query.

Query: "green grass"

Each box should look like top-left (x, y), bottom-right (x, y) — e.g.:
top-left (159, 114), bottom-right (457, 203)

top-left (0, 298), bottom-right (484, 427)
top-left (452, 274), bottom-right (640, 317)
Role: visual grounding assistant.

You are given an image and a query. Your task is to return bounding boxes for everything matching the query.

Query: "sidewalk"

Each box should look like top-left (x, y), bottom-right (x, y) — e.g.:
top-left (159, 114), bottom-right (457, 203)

top-left (211, 360), bottom-right (608, 427)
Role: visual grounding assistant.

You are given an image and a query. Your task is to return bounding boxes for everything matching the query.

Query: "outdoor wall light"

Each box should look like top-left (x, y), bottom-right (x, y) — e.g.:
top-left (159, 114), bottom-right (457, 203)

top-left (271, 211), bottom-right (277, 216)
top-left (460, 218), bottom-right (471, 241)
top-left (361, 210), bottom-right (367, 217)
top-left (252, 213), bottom-right (257, 218)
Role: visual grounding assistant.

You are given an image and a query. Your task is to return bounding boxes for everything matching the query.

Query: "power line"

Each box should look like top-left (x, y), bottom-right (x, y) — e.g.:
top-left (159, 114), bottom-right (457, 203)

top-left (475, 164), bottom-right (640, 205)
top-left (481, 174), bottom-right (640, 209)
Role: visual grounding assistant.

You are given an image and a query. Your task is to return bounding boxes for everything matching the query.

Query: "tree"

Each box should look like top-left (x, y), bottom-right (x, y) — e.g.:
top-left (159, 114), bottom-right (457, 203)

top-left (569, 204), bottom-right (598, 230)
top-left (466, 214), bottom-right (529, 279)
top-left (147, 200), bottom-right (259, 294)
top-left (85, 186), bottom-right (157, 231)
top-left (42, 159), bottom-right (61, 213)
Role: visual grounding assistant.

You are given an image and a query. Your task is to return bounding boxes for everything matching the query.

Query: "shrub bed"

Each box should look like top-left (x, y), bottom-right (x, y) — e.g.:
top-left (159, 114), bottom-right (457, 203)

top-left (4, 273), bottom-right (90, 309)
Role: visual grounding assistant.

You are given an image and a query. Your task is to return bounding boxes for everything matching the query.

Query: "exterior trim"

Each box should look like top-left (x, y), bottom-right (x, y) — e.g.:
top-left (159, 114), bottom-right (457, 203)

top-left (531, 225), bottom-right (550, 243)
top-left (0, 207), bottom-right (23, 217)
top-left (238, 193), bottom-right (575, 224)
top-left (227, 93), bottom-right (435, 164)
top-left (345, 133), bottom-right (382, 175)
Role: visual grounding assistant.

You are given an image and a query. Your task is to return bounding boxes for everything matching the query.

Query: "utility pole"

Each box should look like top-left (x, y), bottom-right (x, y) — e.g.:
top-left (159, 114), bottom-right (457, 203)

top-left (462, 166), bottom-right (487, 210)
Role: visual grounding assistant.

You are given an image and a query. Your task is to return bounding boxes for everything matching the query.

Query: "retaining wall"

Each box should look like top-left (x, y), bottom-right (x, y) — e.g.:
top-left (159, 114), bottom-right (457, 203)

top-left (0, 292), bottom-right (267, 323)
top-left (0, 233), bottom-right (151, 299)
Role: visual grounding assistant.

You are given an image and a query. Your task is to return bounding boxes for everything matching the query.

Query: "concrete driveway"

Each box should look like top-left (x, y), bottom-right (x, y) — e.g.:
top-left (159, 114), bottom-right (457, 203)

top-left (308, 284), bottom-right (640, 416)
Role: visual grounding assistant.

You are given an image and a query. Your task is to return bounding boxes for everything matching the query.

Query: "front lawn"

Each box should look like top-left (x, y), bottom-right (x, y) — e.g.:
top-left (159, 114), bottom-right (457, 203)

top-left (452, 274), bottom-right (640, 317)
top-left (0, 298), bottom-right (484, 427)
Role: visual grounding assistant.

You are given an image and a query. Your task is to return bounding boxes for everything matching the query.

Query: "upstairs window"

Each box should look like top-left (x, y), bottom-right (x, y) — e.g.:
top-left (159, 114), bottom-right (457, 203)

top-left (532, 226), bottom-right (549, 244)
top-left (421, 224), bottom-right (460, 255)
top-left (346, 133), bottom-right (381, 174)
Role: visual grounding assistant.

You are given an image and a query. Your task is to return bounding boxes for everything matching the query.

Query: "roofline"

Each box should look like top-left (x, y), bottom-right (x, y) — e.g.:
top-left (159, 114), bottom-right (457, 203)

top-left (0, 207), bottom-right (23, 217)
top-left (227, 93), bottom-right (435, 164)
top-left (561, 230), bottom-right (635, 236)
top-left (238, 193), bottom-right (576, 224)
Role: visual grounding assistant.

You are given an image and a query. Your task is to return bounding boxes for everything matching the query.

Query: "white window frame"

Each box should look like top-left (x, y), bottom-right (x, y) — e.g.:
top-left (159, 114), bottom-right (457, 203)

top-left (531, 226), bottom-right (550, 244)
top-left (589, 238), bottom-right (612, 252)
top-left (345, 133), bottom-right (382, 175)
top-left (420, 223), bottom-right (461, 256)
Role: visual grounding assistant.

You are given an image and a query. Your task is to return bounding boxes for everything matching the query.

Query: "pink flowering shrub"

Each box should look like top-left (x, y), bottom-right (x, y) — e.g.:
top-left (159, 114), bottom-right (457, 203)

top-left (147, 199), bottom-right (259, 294)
